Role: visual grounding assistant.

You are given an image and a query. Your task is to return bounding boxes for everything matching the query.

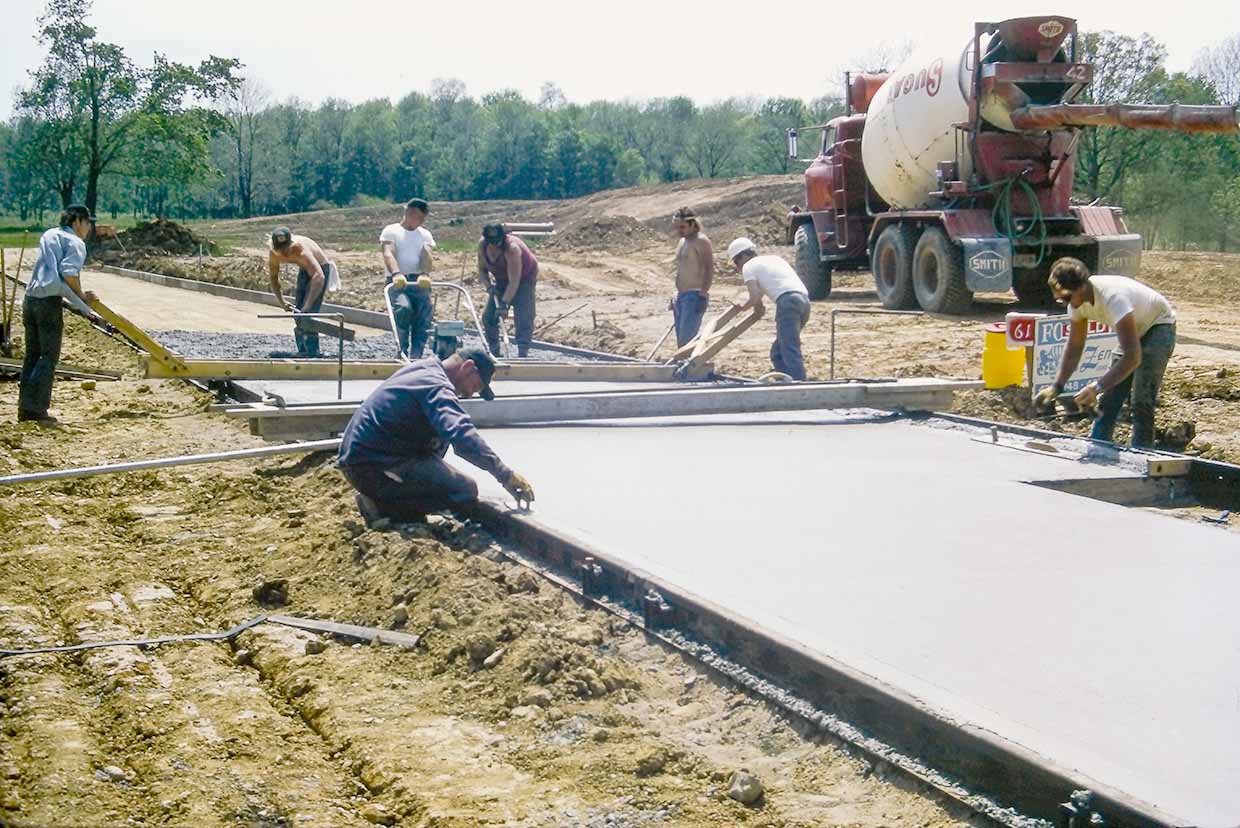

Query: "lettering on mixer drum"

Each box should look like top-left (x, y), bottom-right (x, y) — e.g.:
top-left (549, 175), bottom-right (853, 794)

top-left (889, 58), bottom-right (944, 101)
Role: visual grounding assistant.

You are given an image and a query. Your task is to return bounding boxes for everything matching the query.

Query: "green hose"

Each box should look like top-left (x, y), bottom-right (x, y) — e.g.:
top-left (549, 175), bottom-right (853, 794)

top-left (987, 177), bottom-right (1049, 267)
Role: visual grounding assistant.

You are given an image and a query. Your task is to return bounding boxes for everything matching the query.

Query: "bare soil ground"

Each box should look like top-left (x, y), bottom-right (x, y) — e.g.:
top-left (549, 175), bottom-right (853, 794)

top-left (0, 315), bottom-right (978, 827)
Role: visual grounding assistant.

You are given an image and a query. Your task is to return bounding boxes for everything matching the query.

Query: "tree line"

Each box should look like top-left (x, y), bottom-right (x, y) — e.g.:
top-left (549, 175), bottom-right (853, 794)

top-left (1, 0), bottom-right (1238, 252)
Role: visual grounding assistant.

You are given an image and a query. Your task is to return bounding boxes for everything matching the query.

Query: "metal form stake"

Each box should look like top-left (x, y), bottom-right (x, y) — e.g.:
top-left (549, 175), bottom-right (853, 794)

top-left (259, 311), bottom-right (347, 399)
top-left (829, 308), bottom-right (923, 379)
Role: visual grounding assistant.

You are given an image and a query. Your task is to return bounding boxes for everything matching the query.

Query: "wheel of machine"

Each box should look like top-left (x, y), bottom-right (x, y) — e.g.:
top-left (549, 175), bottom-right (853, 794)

top-left (912, 227), bottom-right (972, 314)
top-left (871, 224), bottom-right (917, 309)
top-left (793, 224), bottom-right (832, 300)
top-left (1012, 267), bottom-right (1057, 310)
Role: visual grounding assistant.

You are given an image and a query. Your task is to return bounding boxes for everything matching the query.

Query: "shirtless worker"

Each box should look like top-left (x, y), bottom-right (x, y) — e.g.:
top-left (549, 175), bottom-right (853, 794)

top-left (267, 227), bottom-right (339, 357)
top-left (477, 223), bottom-right (538, 357)
top-left (381, 198), bottom-right (436, 358)
top-left (669, 207), bottom-right (714, 347)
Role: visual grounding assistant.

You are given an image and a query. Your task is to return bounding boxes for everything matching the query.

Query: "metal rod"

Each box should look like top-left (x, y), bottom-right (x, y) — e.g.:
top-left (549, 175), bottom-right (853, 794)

top-left (258, 311), bottom-right (346, 397)
top-left (10, 236), bottom-right (27, 327)
top-left (646, 322), bottom-right (676, 361)
top-left (535, 302), bottom-right (589, 337)
top-left (0, 439), bottom-right (341, 487)
top-left (829, 308), bottom-right (923, 380)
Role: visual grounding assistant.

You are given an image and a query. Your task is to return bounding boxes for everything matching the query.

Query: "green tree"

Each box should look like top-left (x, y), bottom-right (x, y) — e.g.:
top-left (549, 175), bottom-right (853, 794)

top-left (1074, 30), bottom-right (1167, 202)
top-left (755, 97), bottom-right (808, 173)
top-left (16, 0), bottom-right (239, 213)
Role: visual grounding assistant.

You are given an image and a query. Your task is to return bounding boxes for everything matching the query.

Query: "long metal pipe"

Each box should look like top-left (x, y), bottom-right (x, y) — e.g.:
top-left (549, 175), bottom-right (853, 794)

top-left (1011, 103), bottom-right (1240, 133)
top-left (0, 439), bottom-right (341, 487)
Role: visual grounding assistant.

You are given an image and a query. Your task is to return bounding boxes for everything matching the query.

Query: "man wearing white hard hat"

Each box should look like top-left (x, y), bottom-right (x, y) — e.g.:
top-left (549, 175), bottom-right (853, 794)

top-left (727, 237), bottom-right (812, 380)
top-left (381, 198), bottom-right (436, 358)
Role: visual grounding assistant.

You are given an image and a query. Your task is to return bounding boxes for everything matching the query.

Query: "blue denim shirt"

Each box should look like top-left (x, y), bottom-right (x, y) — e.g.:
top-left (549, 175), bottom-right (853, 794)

top-left (338, 357), bottom-right (510, 481)
top-left (27, 226), bottom-right (87, 299)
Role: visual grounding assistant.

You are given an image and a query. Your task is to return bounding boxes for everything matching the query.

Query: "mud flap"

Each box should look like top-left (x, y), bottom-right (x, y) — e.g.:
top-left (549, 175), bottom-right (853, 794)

top-left (1094, 235), bottom-right (1142, 275)
top-left (960, 238), bottom-right (1013, 292)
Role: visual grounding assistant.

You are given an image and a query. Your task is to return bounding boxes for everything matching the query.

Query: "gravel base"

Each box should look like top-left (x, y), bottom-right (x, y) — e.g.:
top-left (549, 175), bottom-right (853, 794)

top-left (151, 330), bottom-right (599, 363)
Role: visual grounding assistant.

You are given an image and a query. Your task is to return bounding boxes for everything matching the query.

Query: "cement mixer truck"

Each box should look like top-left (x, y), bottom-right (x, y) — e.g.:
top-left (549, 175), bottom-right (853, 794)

top-left (785, 15), bottom-right (1240, 313)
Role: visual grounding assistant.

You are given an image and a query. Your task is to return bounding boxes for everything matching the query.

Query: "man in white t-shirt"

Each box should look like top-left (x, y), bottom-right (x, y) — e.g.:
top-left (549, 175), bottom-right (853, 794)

top-left (727, 237), bottom-right (812, 380)
top-left (1035, 257), bottom-right (1177, 447)
top-left (380, 198), bottom-right (436, 358)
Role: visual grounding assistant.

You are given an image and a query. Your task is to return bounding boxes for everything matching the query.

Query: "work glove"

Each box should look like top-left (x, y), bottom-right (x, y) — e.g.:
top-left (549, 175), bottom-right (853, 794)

top-left (1073, 382), bottom-right (1101, 413)
top-left (504, 470), bottom-right (535, 509)
top-left (1033, 385), bottom-right (1060, 413)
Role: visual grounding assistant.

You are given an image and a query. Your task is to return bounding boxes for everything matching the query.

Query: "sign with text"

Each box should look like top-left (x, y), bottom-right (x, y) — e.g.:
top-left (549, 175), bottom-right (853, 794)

top-left (1005, 312), bottom-right (1046, 349)
top-left (1030, 315), bottom-right (1117, 399)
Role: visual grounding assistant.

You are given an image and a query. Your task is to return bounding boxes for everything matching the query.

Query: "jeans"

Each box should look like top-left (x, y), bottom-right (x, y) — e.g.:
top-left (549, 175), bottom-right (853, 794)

top-left (673, 291), bottom-right (709, 347)
top-left (18, 295), bottom-right (64, 416)
top-left (771, 292), bottom-right (812, 380)
top-left (1091, 323), bottom-right (1176, 447)
top-left (484, 275), bottom-right (537, 357)
top-left (340, 455), bottom-right (479, 521)
top-left (391, 284), bottom-right (434, 358)
top-left (294, 268), bottom-right (325, 357)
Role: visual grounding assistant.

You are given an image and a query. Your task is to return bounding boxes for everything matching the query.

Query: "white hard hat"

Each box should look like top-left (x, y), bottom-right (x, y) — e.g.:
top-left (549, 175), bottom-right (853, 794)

top-left (727, 237), bottom-right (756, 260)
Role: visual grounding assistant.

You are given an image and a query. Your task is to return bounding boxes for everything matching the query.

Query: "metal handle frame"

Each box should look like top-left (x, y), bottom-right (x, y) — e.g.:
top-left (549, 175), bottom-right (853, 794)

top-left (385, 279), bottom-right (514, 362)
top-left (829, 308), bottom-right (923, 380)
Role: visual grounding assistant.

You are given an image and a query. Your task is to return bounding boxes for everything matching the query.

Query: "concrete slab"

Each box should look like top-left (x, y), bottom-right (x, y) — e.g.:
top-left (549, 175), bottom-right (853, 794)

top-left (80, 268), bottom-right (388, 336)
top-left (455, 415), bottom-right (1240, 826)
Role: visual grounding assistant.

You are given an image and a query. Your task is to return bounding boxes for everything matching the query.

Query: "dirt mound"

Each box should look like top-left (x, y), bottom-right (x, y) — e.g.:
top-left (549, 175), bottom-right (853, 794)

top-left (104, 219), bottom-right (217, 256)
top-left (543, 216), bottom-right (664, 253)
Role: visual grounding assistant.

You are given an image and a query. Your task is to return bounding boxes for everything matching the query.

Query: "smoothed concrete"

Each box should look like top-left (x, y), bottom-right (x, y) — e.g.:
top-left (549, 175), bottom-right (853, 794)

top-left (456, 414), bottom-right (1240, 826)
top-left (81, 269), bottom-right (388, 336)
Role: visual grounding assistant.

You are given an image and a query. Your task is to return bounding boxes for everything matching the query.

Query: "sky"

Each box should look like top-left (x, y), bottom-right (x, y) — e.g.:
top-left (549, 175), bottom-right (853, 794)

top-left (2, 0), bottom-right (1238, 117)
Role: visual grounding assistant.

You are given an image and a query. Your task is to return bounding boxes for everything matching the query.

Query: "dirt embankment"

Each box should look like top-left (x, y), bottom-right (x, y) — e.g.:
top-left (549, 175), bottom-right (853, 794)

top-left (0, 315), bottom-right (979, 827)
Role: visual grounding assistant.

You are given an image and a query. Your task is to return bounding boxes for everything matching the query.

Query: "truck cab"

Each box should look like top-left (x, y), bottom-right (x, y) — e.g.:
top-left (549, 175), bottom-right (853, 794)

top-left (786, 114), bottom-right (875, 299)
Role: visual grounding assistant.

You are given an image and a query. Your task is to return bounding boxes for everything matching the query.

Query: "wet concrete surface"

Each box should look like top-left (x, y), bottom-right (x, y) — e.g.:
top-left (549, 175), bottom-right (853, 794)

top-left (82, 269), bottom-right (388, 336)
top-left (453, 413), bottom-right (1240, 827)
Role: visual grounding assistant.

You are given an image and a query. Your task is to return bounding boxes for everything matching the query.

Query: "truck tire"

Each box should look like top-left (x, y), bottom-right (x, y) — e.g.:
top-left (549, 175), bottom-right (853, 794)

top-left (793, 224), bottom-right (832, 300)
top-left (912, 227), bottom-right (972, 314)
top-left (1013, 267), bottom-right (1056, 309)
top-left (871, 224), bottom-right (917, 309)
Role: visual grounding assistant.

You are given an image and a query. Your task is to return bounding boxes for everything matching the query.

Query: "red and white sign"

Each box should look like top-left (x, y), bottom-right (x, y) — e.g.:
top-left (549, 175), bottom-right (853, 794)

top-left (1004, 312), bottom-right (1044, 349)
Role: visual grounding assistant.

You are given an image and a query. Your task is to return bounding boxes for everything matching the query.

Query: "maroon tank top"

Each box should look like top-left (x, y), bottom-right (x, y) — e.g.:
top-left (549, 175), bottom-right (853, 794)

top-left (483, 235), bottom-right (538, 285)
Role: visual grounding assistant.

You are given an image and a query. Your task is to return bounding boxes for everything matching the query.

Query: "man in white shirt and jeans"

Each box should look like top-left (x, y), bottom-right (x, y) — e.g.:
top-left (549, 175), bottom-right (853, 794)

top-left (727, 237), bottom-right (812, 380)
top-left (1036, 257), bottom-right (1177, 447)
top-left (380, 198), bottom-right (436, 358)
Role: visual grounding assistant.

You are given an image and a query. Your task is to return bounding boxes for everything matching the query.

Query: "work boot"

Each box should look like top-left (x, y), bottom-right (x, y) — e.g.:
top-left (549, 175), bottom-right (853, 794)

top-left (17, 410), bottom-right (58, 425)
top-left (355, 493), bottom-right (383, 527)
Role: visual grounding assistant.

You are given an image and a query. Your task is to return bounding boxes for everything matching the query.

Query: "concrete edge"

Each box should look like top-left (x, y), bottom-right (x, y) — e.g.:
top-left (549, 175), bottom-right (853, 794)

top-left (93, 263), bottom-right (639, 363)
top-left (461, 494), bottom-right (1185, 828)
top-left (916, 411), bottom-right (1240, 510)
